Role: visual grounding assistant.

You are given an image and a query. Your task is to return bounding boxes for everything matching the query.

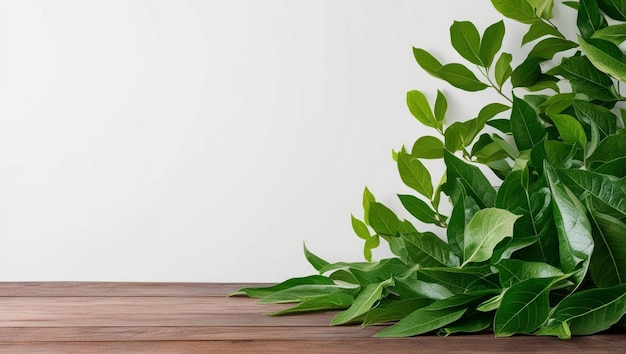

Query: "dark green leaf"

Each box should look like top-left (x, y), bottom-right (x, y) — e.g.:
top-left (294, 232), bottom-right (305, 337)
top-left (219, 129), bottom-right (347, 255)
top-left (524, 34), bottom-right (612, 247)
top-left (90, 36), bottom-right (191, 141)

top-left (348, 258), bottom-right (410, 285)
top-left (537, 283), bottom-right (626, 338)
top-left (368, 202), bottom-right (400, 236)
top-left (511, 57), bottom-right (542, 88)
top-left (424, 289), bottom-right (501, 310)
top-left (578, 0), bottom-right (608, 39)
top-left (413, 47), bottom-right (443, 78)
top-left (511, 95), bottom-right (546, 151)
top-left (416, 266), bottom-right (500, 294)
top-left (437, 63), bottom-right (489, 91)
top-left (259, 284), bottom-right (356, 304)
top-left (496, 259), bottom-right (565, 287)
top-left (398, 151), bottom-right (433, 198)
top-left (232, 275), bottom-right (335, 298)
top-left (494, 277), bottom-right (559, 336)
top-left (550, 57), bottom-right (618, 101)
top-left (560, 168), bottom-right (626, 219)
top-left (398, 194), bottom-right (438, 225)
top-left (599, 0), bottom-right (626, 21)
top-left (579, 37), bottom-right (626, 82)
top-left (331, 280), bottom-right (391, 325)
top-left (491, 237), bottom-right (539, 263)
top-left (592, 24), bottom-right (626, 44)
top-left (444, 150), bottom-right (497, 208)
top-left (480, 20), bottom-right (505, 67)
top-left (524, 75), bottom-right (560, 92)
top-left (491, 0), bottom-right (537, 24)
top-left (549, 113), bottom-right (587, 149)
top-left (400, 231), bottom-right (450, 267)
top-left (588, 130), bottom-right (626, 172)
top-left (304, 244), bottom-right (330, 272)
top-left (486, 119), bottom-right (512, 134)
top-left (589, 211), bottom-right (626, 287)
top-left (411, 136), bottom-right (445, 159)
top-left (362, 298), bottom-right (433, 326)
top-left (528, 38), bottom-right (578, 60)
top-left (406, 90), bottom-right (439, 129)
top-left (450, 21), bottom-right (482, 66)
top-left (269, 293), bottom-right (354, 316)
top-left (522, 20), bottom-right (565, 45)
top-left (394, 276), bottom-right (454, 300)
top-left (447, 187), bottom-right (480, 259)
top-left (495, 52), bottom-right (513, 86)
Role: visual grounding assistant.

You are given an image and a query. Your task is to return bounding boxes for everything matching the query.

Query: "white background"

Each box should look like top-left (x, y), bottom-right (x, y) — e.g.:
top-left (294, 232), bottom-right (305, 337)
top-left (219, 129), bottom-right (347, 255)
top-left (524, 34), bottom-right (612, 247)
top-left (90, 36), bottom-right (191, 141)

top-left (0, 1), bottom-right (574, 281)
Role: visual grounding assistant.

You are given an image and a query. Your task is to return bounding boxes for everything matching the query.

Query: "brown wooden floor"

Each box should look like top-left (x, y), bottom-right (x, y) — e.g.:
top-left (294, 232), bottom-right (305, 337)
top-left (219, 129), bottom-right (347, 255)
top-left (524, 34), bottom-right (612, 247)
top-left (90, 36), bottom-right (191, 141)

top-left (0, 282), bottom-right (624, 353)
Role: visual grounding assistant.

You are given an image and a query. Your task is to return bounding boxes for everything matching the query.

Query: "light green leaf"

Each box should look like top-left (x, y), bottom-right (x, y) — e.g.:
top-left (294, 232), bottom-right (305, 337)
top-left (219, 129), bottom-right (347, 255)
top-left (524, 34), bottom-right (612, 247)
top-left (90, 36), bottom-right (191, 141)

top-left (462, 208), bottom-right (521, 267)
top-left (491, 0), bottom-right (537, 24)
top-left (439, 314), bottom-right (493, 336)
top-left (413, 47), bottom-right (443, 78)
top-left (304, 244), bottom-right (330, 272)
top-left (406, 90), bottom-right (439, 129)
top-left (351, 215), bottom-right (370, 240)
top-left (331, 280), bottom-right (391, 325)
top-left (589, 211), bottom-right (626, 287)
top-left (232, 274), bottom-right (334, 298)
top-left (494, 277), bottom-right (559, 336)
top-left (578, 0), bottom-right (608, 39)
top-left (434, 90), bottom-right (447, 123)
top-left (537, 283), bottom-right (626, 337)
top-left (511, 94), bottom-right (545, 151)
top-left (437, 63), bottom-right (489, 91)
top-left (579, 36), bottom-right (626, 82)
top-left (592, 23), bottom-right (626, 44)
top-left (400, 231), bottom-right (450, 267)
top-left (362, 187), bottom-right (375, 225)
top-left (528, 0), bottom-right (554, 18)
top-left (444, 119), bottom-right (483, 152)
top-left (549, 113), bottom-right (588, 149)
top-left (398, 194), bottom-right (439, 225)
top-left (363, 235), bottom-right (380, 262)
top-left (269, 293), bottom-right (354, 316)
top-left (479, 20), bottom-right (505, 67)
top-left (374, 307), bottom-right (467, 337)
top-left (258, 284), bottom-right (356, 304)
top-left (368, 202), bottom-right (400, 237)
top-left (478, 102), bottom-right (511, 123)
top-left (522, 20), bottom-right (564, 45)
top-left (495, 52), bottom-right (513, 86)
top-left (411, 136), bottom-right (445, 159)
top-left (398, 151), bottom-right (433, 198)
top-left (450, 21), bottom-right (482, 66)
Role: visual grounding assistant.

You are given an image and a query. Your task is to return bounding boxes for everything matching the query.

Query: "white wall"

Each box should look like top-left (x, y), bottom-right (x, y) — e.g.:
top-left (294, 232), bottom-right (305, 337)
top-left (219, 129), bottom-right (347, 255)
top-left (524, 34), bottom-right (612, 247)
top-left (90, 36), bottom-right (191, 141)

top-left (0, 1), bottom-right (563, 282)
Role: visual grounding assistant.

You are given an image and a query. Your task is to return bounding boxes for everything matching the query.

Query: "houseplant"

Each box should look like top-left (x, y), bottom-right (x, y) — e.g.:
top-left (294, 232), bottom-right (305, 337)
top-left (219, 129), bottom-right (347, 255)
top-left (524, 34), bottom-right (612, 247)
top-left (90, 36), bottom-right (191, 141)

top-left (234, 0), bottom-right (626, 338)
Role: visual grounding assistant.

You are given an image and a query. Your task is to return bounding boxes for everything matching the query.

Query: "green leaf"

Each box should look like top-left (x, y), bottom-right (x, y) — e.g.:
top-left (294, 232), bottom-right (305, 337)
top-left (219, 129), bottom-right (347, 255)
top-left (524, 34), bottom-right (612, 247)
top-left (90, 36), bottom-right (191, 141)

top-left (462, 208), bottom-right (521, 267)
top-left (363, 235), bottom-right (380, 262)
top-left (491, 0), bottom-right (537, 24)
top-left (406, 90), bottom-right (439, 129)
top-left (486, 119), bottom-right (512, 134)
top-left (511, 57), bottom-right (542, 87)
top-left (259, 284), bottom-right (357, 304)
top-left (447, 188), bottom-right (480, 259)
top-left (578, 0), bottom-right (608, 39)
top-left (398, 151), bottom-right (433, 199)
top-left (394, 276), bottom-right (454, 300)
top-left (368, 202), bottom-right (400, 236)
top-left (437, 63), bottom-right (489, 91)
top-left (589, 211), bottom-right (626, 287)
top-left (450, 21), bottom-right (482, 66)
top-left (304, 244), bottom-right (330, 272)
top-left (348, 258), bottom-right (410, 285)
top-left (331, 280), bottom-right (391, 325)
top-left (413, 47), bottom-right (443, 78)
top-left (538, 283), bottom-right (626, 337)
top-left (398, 194), bottom-right (438, 225)
top-left (232, 275), bottom-right (335, 298)
top-left (478, 102), bottom-right (511, 123)
top-left (528, 38), bottom-right (578, 60)
top-left (374, 307), bottom-right (467, 337)
top-left (545, 163), bottom-right (594, 284)
top-left (522, 20), bottom-right (564, 45)
top-left (493, 277), bottom-right (559, 336)
top-left (269, 293), bottom-right (354, 316)
top-left (443, 150), bottom-right (497, 208)
top-left (550, 57), bottom-right (618, 102)
top-left (444, 119), bottom-right (482, 152)
top-left (588, 131), bottom-right (626, 171)
top-left (400, 231), bottom-right (450, 267)
top-left (362, 187), bottom-right (375, 225)
top-left (434, 90), bottom-right (447, 123)
top-left (411, 136), bottom-right (445, 159)
top-left (592, 23), bottom-right (626, 44)
top-left (416, 266), bottom-right (500, 294)
top-left (549, 113), bottom-right (588, 149)
top-left (496, 259), bottom-right (565, 287)
top-left (439, 314), bottom-right (493, 336)
top-left (511, 95), bottom-right (545, 151)
top-left (362, 298), bottom-right (434, 326)
top-left (560, 168), bottom-right (626, 219)
top-left (599, 0), bottom-right (626, 21)
top-left (528, 0), bottom-right (555, 18)
top-left (351, 215), bottom-right (370, 240)
top-left (579, 37), bottom-right (626, 82)
top-left (480, 20), bottom-right (505, 67)
top-left (495, 52), bottom-right (513, 86)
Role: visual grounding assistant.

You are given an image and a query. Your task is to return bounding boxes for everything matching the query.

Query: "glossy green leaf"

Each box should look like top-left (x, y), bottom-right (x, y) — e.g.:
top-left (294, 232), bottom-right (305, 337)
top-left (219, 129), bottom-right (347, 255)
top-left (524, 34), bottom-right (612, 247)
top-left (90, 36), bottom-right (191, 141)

top-left (269, 293), bottom-right (354, 316)
top-left (491, 0), bottom-right (537, 24)
top-left (493, 277), bottom-right (558, 336)
top-left (588, 131), bottom-right (626, 171)
top-left (304, 244), bottom-right (330, 272)
top-left (589, 211), bottom-right (626, 287)
top-left (398, 194), bottom-right (439, 225)
top-left (545, 163), bottom-right (594, 283)
top-left (434, 90), bottom-right (448, 123)
top-left (394, 276), bottom-right (454, 300)
top-left (416, 266), bottom-right (500, 294)
top-left (560, 168), bottom-right (626, 219)
top-left (439, 314), bottom-right (493, 336)
top-left (592, 24), bottom-right (626, 44)
top-left (511, 57), bottom-right (542, 88)
top-left (259, 284), bottom-right (356, 304)
top-left (538, 283), bottom-right (626, 337)
top-left (413, 47), bottom-right (443, 78)
top-left (528, 38), bottom-right (578, 60)
top-left (331, 280), bottom-right (391, 325)
top-left (398, 151), bottom-right (433, 198)
top-left (232, 275), bottom-right (335, 298)
top-left (579, 37), bottom-right (626, 82)
top-left (549, 113), bottom-right (587, 149)
top-left (447, 187), bottom-right (480, 259)
top-left (478, 103), bottom-right (511, 123)
top-left (411, 136), bottom-right (445, 159)
top-left (578, 0), bottom-right (608, 39)
top-left (495, 52), bottom-right (513, 86)
top-left (461, 208), bottom-right (521, 267)
top-left (524, 75), bottom-right (560, 92)
top-left (400, 231), bottom-right (450, 267)
top-left (406, 90), bottom-right (439, 129)
top-left (479, 20), bottom-right (505, 67)
top-left (491, 237), bottom-right (539, 264)
top-left (368, 202), bottom-right (400, 237)
top-left (443, 150), bottom-right (497, 208)
top-left (496, 259), bottom-right (565, 287)
top-left (450, 21), bottom-right (482, 66)
top-left (437, 63), bottom-right (489, 91)
top-left (375, 307), bottom-right (467, 337)
top-left (573, 101), bottom-right (618, 142)
top-left (550, 57), bottom-right (618, 102)
top-left (511, 95), bottom-right (546, 151)
top-left (599, 0), bottom-right (626, 21)
top-left (522, 20), bottom-right (564, 45)
top-left (362, 298), bottom-right (434, 326)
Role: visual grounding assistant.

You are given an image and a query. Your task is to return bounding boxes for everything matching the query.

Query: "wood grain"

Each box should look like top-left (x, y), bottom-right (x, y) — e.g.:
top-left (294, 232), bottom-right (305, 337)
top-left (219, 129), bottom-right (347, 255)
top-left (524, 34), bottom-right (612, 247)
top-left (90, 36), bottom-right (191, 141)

top-left (0, 282), bottom-right (622, 353)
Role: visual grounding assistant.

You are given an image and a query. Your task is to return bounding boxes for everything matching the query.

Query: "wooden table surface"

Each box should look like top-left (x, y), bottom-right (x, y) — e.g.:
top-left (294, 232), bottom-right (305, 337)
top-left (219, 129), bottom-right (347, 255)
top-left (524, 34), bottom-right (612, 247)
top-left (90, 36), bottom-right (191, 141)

top-left (0, 282), bottom-right (623, 353)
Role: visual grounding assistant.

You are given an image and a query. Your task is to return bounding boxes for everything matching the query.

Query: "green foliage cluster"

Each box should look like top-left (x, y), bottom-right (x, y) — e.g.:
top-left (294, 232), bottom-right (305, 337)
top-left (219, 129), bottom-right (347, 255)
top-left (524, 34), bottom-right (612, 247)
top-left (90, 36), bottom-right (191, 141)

top-left (234, 0), bottom-right (626, 338)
